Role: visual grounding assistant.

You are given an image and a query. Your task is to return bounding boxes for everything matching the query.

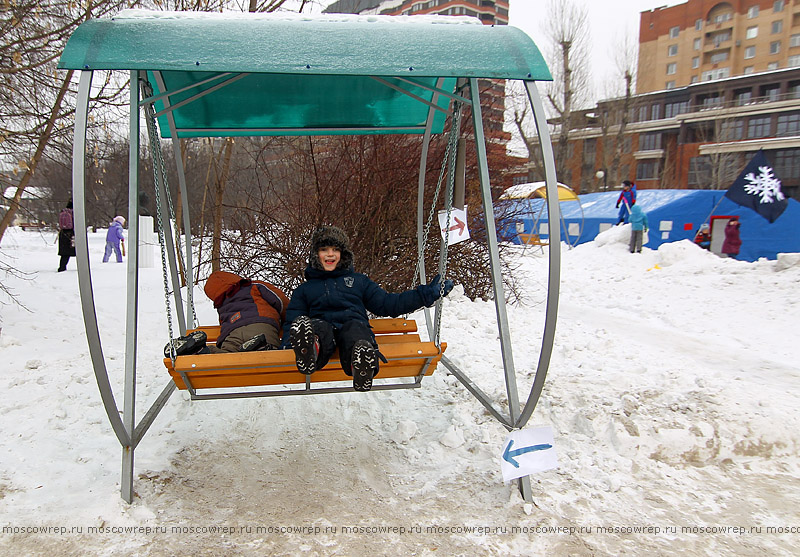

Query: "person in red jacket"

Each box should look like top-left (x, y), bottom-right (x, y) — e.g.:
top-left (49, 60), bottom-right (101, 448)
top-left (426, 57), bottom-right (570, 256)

top-left (721, 217), bottom-right (742, 259)
top-left (615, 181), bottom-right (637, 225)
top-left (164, 271), bottom-right (289, 357)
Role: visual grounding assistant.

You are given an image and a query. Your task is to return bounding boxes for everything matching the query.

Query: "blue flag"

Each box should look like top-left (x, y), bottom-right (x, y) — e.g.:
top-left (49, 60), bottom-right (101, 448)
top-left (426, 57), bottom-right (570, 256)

top-left (725, 150), bottom-right (788, 223)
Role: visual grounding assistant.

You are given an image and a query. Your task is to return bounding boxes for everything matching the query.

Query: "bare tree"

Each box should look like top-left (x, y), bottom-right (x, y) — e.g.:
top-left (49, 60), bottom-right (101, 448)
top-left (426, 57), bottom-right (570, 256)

top-left (507, 0), bottom-right (592, 183)
top-left (0, 0), bottom-right (130, 244)
top-left (543, 0), bottom-right (591, 179)
top-left (597, 32), bottom-right (639, 191)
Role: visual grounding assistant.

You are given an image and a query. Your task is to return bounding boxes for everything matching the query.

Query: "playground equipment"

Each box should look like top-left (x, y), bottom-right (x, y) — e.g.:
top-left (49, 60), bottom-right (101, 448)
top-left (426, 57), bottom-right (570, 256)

top-left (58, 10), bottom-right (560, 503)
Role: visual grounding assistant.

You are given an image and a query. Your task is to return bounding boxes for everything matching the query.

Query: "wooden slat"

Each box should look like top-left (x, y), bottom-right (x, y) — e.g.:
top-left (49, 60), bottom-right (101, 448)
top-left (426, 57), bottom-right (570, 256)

top-left (192, 317), bottom-right (418, 343)
top-left (165, 340), bottom-right (446, 390)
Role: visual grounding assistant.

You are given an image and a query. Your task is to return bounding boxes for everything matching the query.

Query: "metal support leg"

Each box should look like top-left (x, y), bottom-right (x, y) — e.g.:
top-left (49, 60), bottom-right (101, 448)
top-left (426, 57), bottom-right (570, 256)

top-left (468, 79), bottom-right (531, 502)
top-left (121, 71), bottom-right (142, 503)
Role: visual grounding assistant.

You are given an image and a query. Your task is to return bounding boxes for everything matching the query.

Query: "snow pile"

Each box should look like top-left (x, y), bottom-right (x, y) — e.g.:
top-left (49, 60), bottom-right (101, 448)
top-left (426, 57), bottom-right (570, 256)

top-left (0, 227), bottom-right (798, 555)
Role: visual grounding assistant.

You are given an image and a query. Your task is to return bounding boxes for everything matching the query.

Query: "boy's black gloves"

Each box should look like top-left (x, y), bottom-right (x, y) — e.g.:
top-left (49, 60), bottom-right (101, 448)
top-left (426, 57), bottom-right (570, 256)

top-left (418, 274), bottom-right (455, 307)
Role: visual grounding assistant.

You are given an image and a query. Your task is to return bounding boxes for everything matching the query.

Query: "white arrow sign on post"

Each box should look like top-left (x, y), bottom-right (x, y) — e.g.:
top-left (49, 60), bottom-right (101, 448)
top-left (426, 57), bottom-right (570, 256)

top-left (438, 206), bottom-right (470, 246)
top-left (500, 426), bottom-right (559, 482)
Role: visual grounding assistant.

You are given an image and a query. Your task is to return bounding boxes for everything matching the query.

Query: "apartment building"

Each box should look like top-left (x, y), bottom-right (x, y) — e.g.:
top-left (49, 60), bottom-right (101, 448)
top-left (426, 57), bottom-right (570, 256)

top-left (557, 67), bottom-right (800, 200)
top-left (323, 0), bottom-right (521, 191)
top-left (638, 0), bottom-right (800, 94)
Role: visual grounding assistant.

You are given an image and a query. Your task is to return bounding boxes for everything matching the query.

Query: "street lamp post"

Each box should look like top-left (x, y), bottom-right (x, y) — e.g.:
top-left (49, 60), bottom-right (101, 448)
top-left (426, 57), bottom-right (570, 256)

top-left (595, 169), bottom-right (608, 192)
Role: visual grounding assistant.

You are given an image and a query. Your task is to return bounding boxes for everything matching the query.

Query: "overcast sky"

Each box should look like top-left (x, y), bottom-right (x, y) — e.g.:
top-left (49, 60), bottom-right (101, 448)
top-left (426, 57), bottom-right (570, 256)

top-left (507, 0), bottom-right (684, 95)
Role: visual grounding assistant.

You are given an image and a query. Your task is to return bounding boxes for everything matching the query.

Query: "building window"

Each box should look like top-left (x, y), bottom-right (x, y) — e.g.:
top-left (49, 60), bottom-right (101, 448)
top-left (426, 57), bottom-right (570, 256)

top-left (702, 67), bottom-right (730, 80)
top-left (735, 89), bottom-right (753, 105)
top-left (622, 136), bottom-right (632, 153)
top-left (666, 80), bottom-right (676, 89)
top-left (761, 84), bottom-right (781, 100)
top-left (667, 63), bottom-right (677, 75)
top-left (789, 81), bottom-right (800, 98)
top-left (688, 156), bottom-right (712, 187)
top-left (639, 132), bottom-right (662, 151)
top-left (637, 105), bottom-right (648, 122)
top-left (777, 113), bottom-right (800, 136)
top-left (746, 26), bottom-right (758, 39)
top-left (744, 65), bottom-right (755, 74)
top-left (583, 138), bottom-right (596, 164)
top-left (772, 20), bottom-right (783, 34)
top-left (694, 38), bottom-right (701, 50)
top-left (652, 104), bottom-right (661, 120)
top-left (711, 11), bottom-right (733, 24)
top-left (770, 41), bottom-right (781, 54)
top-left (701, 94), bottom-right (723, 108)
top-left (636, 160), bottom-right (659, 180)
top-left (665, 100), bottom-right (689, 118)
top-left (791, 34), bottom-right (800, 47)
top-left (720, 120), bottom-right (745, 140)
top-left (768, 61), bottom-right (780, 70)
top-left (789, 55), bottom-right (800, 67)
top-left (748, 5), bottom-right (760, 18)
top-left (748, 116), bottom-right (771, 138)
top-left (773, 149), bottom-right (800, 179)
top-left (713, 31), bottom-right (731, 47)
top-left (669, 26), bottom-right (680, 38)
top-left (691, 75), bottom-right (699, 83)
top-left (696, 19), bottom-right (703, 30)
top-left (711, 51), bottom-right (729, 63)
top-left (668, 44), bottom-right (678, 56)
top-left (692, 56), bottom-right (700, 69)
top-left (745, 46), bottom-right (756, 59)
top-left (774, 0), bottom-right (785, 12)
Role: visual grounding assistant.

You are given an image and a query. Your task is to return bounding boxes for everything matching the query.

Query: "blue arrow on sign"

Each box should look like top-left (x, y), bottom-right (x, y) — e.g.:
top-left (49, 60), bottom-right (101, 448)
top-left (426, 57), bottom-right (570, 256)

top-left (503, 439), bottom-right (553, 468)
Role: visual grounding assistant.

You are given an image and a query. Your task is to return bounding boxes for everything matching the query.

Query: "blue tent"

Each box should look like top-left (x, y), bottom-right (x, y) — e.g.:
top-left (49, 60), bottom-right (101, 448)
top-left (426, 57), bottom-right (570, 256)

top-left (499, 189), bottom-right (800, 262)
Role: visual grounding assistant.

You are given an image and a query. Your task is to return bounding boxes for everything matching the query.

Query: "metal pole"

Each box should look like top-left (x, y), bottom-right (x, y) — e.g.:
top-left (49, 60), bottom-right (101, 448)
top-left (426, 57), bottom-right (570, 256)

top-left (120, 71), bottom-right (142, 503)
top-left (467, 79), bottom-right (532, 501)
top-left (514, 81), bottom-right (561, 430)
top-left (72, 70), bottom-right (131, 449)
top-left (416, 78), bottom-right (445, 340)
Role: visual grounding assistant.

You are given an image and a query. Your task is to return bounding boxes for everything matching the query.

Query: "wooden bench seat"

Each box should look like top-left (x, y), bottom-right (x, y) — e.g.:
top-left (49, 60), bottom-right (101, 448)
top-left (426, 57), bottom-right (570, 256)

top-left (164, 319), bottom-right (445, 391)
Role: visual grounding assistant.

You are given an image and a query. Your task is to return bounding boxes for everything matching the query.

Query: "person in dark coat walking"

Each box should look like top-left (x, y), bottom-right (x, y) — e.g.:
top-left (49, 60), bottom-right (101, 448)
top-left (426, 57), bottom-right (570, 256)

top-left (57, 200), bottom-right (75, 272)
top-left (282, 226), bottom-right (454, 392)
top-left (164, 270), bottom-right (290, 357)
top-left (721, 217), bottom-right (742, 258)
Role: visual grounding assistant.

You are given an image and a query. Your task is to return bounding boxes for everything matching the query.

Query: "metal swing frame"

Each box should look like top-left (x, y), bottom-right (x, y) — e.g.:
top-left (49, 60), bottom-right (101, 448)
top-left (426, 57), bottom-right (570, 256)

top-left (60, 11), bottom-right (561, 503)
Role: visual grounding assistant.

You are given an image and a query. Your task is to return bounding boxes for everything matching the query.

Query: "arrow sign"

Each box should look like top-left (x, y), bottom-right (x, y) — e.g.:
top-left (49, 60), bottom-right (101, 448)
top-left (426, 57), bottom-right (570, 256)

top-left (448, 216), bottom-right (466, 235)
top-left (438, 206), bottom-right (470, 246)
top-left (503, 440), bottom-right (553, 468)
top-left (500, 426), bottom-right (558, 482)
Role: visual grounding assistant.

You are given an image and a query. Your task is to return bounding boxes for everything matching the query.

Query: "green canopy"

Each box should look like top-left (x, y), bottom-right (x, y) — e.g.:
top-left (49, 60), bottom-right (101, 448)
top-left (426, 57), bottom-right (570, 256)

top-left (58, 10), bottom-right (551, 137)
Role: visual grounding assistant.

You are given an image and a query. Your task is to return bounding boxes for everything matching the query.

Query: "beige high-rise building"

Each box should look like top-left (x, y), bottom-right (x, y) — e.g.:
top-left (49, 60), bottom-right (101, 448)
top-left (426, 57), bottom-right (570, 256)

top-left (638, 0), bottom-right (799, 94)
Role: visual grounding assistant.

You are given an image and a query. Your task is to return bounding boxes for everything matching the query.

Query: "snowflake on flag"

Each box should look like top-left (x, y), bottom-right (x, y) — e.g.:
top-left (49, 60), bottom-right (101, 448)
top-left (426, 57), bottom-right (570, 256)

top-left (743, 165), bottom-right (786, 204)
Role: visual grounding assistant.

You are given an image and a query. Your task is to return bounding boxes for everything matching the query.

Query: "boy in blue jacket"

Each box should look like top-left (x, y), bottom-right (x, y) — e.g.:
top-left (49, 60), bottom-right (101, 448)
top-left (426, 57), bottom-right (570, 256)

top-left (628, 204), bottom-right (649, 253)
top-left (282, 226), bottom-right (454, 392)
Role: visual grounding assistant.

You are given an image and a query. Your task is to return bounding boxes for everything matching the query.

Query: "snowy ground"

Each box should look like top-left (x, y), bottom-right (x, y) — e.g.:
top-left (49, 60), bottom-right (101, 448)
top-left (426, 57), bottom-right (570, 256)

top-left (0, 225), bottom-right (798, 556)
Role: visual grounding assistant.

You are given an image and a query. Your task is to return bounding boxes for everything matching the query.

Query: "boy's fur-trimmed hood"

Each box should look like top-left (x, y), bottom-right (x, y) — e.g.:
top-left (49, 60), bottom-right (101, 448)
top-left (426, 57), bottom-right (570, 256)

top-left (309, 226), bottom-right (353, 271)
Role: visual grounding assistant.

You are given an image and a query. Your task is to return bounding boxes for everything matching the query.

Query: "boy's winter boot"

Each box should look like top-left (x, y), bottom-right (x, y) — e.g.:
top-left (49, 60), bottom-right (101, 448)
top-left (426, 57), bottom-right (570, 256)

top-left (163, 330), bottom-right (208, 358)
top-left (351, 339), bottom-right (379, 392)
top-left (239, 333), bottom-right (269, 352)
top-left (289, 316), bottom-right (318, 375)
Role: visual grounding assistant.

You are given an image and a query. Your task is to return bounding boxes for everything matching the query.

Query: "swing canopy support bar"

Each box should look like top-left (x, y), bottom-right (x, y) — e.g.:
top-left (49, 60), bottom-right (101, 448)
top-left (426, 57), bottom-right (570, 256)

top-left (59, 10), bottom-right (558, 504)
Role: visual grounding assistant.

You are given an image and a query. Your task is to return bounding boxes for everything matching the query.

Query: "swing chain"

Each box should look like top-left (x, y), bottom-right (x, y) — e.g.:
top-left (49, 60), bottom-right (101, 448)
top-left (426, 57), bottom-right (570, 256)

top-left (413, 102), bottom-right (462, 291)
top-left (141, 78), bottom-right (177, 360)
top-left (433, 105), bottom-right (461, 344)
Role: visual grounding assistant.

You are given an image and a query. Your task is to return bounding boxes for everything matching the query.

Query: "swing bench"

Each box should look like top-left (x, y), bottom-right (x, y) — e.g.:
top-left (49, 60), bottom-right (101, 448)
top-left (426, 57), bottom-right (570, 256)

top-left (165, 319), bottom-right (446, 395)
top-left (60, 10), bottom-right (561, 503)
